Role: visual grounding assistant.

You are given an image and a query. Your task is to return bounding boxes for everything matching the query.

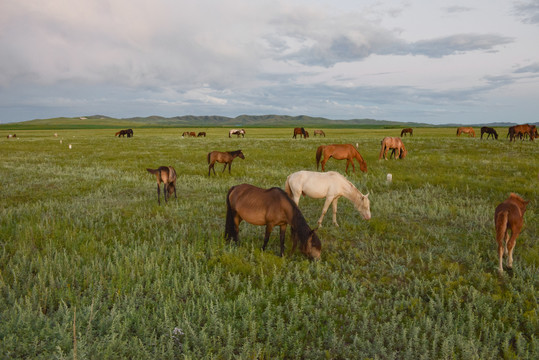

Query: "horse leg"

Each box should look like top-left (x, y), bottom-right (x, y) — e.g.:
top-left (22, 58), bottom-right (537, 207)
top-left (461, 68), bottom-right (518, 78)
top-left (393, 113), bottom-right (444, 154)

top-left (228, 162), bottom-right (232, 174)
top-left (506, 228), bottom-right (520, 269)
top-left (331, 198), bottom-right (339, 227)
top-left (157, 183), bottom-right (161, 205)
top-left (262, 225), bottom-right (274, 251)
top-left (163, 184), bottom-right (168, 203)
top-left (279, 224), bottom-right (287, 257)
top-left (318, 196), bottom-right (334, 227)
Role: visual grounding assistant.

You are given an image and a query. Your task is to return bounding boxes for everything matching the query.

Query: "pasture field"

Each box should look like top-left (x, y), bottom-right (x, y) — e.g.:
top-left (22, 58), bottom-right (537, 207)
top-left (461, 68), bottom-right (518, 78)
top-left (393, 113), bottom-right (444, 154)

top-left (0, 127), bottom-right (537, 359)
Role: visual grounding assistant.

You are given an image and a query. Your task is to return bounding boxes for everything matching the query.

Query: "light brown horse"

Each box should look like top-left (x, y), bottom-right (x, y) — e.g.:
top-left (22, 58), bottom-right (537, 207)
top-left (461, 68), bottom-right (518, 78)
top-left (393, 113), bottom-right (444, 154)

top-left (316, 144), bottom-right (367, 174)
top-left (293, 127), bottom-right (307, 139)
top-left (495, 193), bottom-right (529, 272)
top-left (313, 130), bottom-right (326, 137)
top-left (146, 166), bottom-right (177, 205)
top-left (456, 127), bottom-right (475, 137)
top-left (225, 183), bottom-right (321, 259)
top-left (207, 150), bottom-right (245, 176)
top-left (400, 128), bottom-right (413, 137)
top-left (379, 137), bottom-right (407, 160)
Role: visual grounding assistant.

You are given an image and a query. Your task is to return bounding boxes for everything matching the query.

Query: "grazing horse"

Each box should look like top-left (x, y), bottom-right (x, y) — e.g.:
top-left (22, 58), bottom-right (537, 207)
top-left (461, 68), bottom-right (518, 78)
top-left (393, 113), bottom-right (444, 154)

top-left (225, 183), bottom-right (321, 259)
top-left (293, 127), bottom-right (307, 139)
top-left (456, 127), bottom-right (475, 137)
top-left (508, 124), bottom-right (536, 141)
top-left (197, 132), bottom-right (206, 137)
top-left (304, 130), bottom-right (309, 138)
top-left (207, 149), bottom-right (245, 176)
top-left (285, 171), bottom-right (370, 227)
top-left (229, 129), bottom-right (245, 138)
top-left (313, 130), bottom-right (326, 137)
top-left (379, 137), bottom-right (407, 160)
top-left (316, 144), bottom-right (368, 174)
top-left (481, 127), bottom-right (498, 140)
top-left (115, 129), bottom-right (133, 137)
top-left (189, 131), bottom-right (196, 137)
top-left (6, 134), bottom-right (16, 138)
top-left (146, 166), bottom-right (177, 205)
top-left (495, 193), bottom-right (529, 272)
top-left (400, 128), bottom-right (413, 137)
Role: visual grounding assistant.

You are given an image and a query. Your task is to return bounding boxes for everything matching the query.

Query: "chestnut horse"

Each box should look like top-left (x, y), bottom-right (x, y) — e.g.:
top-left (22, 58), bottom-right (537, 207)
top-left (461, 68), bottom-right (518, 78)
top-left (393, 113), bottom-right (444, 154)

top-left (293, 127), bottom-right (307, 139)
top-left (457, 127), bottom-right (475, 137)
top-left (225, 183), bottom-right (321, 259)
top-left (400, 128), bottom-right (413, 137)
top-left (508, 124), bottom-right (536, 141)
top-left (495, 193), bottom-right (529, 272)
top-left (146, 166), bottom-right (177, 205)
top-left (480, 127), bottom-right (498, 140)
top-left (313, 130), bottom-right (326, 137)
top-left (285, 170), bottom-right (370, 227)
top-left (316, 144), bottom-right (367, 174)
top-left (207, 149), bottom-right (245, 176)
top-left (379, 137), bottom-right (407, 160)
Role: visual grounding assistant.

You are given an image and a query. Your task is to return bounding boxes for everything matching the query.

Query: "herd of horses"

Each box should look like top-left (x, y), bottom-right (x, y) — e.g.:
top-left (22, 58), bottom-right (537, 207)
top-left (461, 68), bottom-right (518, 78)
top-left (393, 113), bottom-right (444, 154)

top-left (456, 124), bottom-right (538, 141)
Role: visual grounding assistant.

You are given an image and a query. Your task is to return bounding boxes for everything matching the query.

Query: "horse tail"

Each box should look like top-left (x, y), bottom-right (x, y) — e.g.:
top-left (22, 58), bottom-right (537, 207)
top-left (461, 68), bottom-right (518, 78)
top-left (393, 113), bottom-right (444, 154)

top-left (316, 146), bottom-right (324, 170)
top-left (207, 152), bottom-right (211, 164)
top-left (224, 186), bottom-right (238, 241)
top-left (379, 140), bottom-right (385, 159)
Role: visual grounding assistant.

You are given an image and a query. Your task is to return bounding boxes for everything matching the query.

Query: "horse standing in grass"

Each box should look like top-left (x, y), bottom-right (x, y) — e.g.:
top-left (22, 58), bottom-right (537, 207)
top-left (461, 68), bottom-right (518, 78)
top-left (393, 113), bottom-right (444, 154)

top-left (481, 127), bottom-right (498, 139)
top-left (146, 166), bottom-right (177, 205)
top-left (508, 124), bottom-right (536, 141)
top-left (207, 150), bottom-right (245, 176)
top-left (197, 132), bottom-right (206, 137)
top-left (400, 128), bottom-right (413, 137)
top-left (293, 127), bottom-right (307, 139)
top-left (285, 170), bottom-right (370, 227)
top-left (457, 127), bottom-right (475, 137)
top-left (495, 193), bottom-right (529, 272)
top-left (225, 183), bottom-right (321, 259)
top-left (229, 129), bottom-right (245, 138)
top-left (316, 144), bottom-right (367, 174)
top-left (6, 134), bottom-right (16, 138)
top-left (313, 130), bottom-right (326, 137)
top-left (379, 137), bottom-right (407, 160)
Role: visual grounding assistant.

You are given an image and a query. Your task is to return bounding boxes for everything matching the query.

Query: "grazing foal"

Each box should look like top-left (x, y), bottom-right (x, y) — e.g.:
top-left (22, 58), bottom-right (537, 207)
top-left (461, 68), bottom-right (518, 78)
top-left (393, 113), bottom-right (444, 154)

top-left (494, 193), bottom-right (529, 272)
top-left (146, 166), bottom-right (178, 205)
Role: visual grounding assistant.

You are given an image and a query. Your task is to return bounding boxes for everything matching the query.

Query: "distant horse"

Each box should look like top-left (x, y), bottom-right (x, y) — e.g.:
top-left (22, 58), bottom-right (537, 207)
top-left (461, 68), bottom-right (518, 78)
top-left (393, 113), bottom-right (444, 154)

top-left (508, 124), bottom-right (536, 141)
top-left (225, 183), bottom-right (321, 259)
top-left (457, 127), bottom-right (475, 137)
top-left (379, 137), bottom-right (407, 160)
top-left (229, 129), bottom-right (245, 138)
top-left (182, 132), bottom-right (189, 137)
top-left (115, 129), bottom-right (133, 137)
top-left (6, 134), bottom-right (16, 138)
top-left (293, 127), bottom-right (307, 139)
top-left (316, 144), bottom-right (367, 174)
top-left (285, 170), bottom-right (370, 227)
top-left (146, 166), bottom-right (177, 205)
top-left (207, 149), bottom-right (245, 176)
top-left (197, 132), bottom-right (206, 137)
top-left (480, 127), bottom-right (498, 140)
top-left (304, 130), bottom-right (309, 138)
top-left (495, 193), bottom-right (529, 272)
top-left (313, 130), bottom-right (326, 137)
top-left (189, 131), bottom-right (196, 137)
top-left (400, 128), bottom-right (413, 137)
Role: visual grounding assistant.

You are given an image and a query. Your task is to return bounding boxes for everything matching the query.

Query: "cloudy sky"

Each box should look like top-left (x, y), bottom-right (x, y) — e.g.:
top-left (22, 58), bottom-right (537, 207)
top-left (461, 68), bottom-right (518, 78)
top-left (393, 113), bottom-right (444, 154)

top-left (1, 0), bottom-right (539, 124)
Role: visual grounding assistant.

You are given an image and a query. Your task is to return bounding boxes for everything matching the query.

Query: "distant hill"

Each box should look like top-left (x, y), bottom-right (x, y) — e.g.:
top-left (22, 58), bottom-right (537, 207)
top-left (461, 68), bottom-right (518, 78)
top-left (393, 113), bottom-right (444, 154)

top-left (0, 114), bottom-right (535, 130)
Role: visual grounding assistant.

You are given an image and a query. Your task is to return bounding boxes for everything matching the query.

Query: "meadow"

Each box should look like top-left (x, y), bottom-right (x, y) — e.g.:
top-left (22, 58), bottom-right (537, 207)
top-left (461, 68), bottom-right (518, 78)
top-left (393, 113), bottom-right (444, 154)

top-left (0, 127), bottom-right (537, 359)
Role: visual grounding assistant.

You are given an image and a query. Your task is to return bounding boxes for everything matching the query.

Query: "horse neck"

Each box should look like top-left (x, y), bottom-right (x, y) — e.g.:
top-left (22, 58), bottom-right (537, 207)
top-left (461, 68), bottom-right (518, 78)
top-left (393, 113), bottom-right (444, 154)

top-left (342, 182), bottom-right (363, 205)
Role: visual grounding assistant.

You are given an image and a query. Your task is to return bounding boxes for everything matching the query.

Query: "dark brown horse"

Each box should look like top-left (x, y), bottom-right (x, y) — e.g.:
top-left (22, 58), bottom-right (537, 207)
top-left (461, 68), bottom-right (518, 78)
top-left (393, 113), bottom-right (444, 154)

top-left (316, 144), bottom-right (367, 174)
top-left (146, 166), bottom-right (177, 205)
top-left (480, 127), bottom-right (498, 139)
top-left (115, 129), bottom-right (133, 137)
top-left (207, 150), bottom-right (245, 176)
top-left (197, 132), bottom-right (206, 137)
top-left (313, 130), bottom-right (325, 137)
top-left (293, 127), bottom-right (307, 139)
top-left (495, 193), bottom-right (528, 272)
top-left (400, 128), bottom-right (413, 137)
top-left (225, 183), bottom-right (321, 259)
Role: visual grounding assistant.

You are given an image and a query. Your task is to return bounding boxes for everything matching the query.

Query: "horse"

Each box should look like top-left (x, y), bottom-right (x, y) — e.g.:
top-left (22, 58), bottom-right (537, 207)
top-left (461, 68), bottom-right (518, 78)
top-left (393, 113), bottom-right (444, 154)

top-left (456, 127), bottom-right (475, 137)
top-left (400, 128), bottom-right (413, 137)
top-left (508, 124), bottom-right (536, 141)
top-left (115, 129), bottom-right (133, 137)
top-left (225, 183), bottom-right (321, 259)
top-left (313, 130), bottom-right (326, 137)
top-left (379, 137), bottom-right (407, 160)
top-left (495, 193), bottom-right (529, 272)
top-left (146, 166), bottom-right (177, 205)
top-left (189, 131), bottom-right (196, 137)
top-left (316, 144), bottom-right (367, 174)
top-left (480, 127), bottom-right (498, 140)
top-left (197, 132), bottom-right (206, 137)
top-left (207, 150), bottom-right (245, 176)
top-left (6, 134), bottom-right (16, 138)
top-left (229, 129), bottom-right (245, 138)
top-left (285, 171), bottom-right (370, 228)
top-left (304, 130), bottom-right (309, 138)
top-left (293, 127), bottom-right (307, 139)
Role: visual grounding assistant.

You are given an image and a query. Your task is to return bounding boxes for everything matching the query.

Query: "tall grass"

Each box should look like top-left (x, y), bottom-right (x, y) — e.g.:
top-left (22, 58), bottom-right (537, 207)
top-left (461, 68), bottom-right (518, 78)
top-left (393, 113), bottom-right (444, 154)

top-left (0, 128), bottom-right (537, 359)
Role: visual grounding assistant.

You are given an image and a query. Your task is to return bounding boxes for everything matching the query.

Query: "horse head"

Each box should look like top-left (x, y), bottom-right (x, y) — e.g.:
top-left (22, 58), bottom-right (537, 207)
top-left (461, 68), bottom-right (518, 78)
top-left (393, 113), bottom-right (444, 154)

top-left (304, 229), bottom-right (321, 260)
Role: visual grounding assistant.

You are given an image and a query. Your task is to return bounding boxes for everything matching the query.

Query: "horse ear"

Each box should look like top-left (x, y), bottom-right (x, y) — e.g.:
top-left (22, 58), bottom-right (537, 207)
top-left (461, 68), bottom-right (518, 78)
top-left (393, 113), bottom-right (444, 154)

top-left (364, 193), bottom-right (369, 198)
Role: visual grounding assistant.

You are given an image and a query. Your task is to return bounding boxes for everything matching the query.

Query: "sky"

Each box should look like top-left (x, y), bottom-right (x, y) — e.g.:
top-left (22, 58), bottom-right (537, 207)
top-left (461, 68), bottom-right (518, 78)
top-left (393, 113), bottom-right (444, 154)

top-left (1, 0), bottom-right (539, 124)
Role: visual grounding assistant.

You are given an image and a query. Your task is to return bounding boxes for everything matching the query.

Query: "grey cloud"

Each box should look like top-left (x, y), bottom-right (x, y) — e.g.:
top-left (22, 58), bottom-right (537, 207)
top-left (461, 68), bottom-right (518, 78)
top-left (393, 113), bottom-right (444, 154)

top-left (514, 62), bottom-right (539, 73)
top-left (443, 6), bottom-right (474, 14)
top-left (514, 1), bottom-right (539, 24)
top-left (409, 34), bottom-right (514, 58)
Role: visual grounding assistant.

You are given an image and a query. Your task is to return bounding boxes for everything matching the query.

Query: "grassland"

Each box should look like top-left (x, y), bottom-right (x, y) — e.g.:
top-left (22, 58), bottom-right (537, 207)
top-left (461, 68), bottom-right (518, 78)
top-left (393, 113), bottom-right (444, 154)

top-left (0, 127), bottom-right (537, 359)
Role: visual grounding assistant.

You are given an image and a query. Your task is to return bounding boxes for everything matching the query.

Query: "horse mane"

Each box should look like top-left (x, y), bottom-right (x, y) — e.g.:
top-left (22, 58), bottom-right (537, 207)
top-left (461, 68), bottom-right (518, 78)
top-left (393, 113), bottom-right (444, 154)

top-left (228, 150), bottom-right (242, 156)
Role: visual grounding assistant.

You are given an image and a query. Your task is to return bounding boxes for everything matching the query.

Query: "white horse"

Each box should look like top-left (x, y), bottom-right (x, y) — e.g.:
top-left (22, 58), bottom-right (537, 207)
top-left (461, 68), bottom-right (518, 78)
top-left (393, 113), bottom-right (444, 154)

top-left (285, 170), bottom-right (371, 227)
top-left (228, 129), bottom-right (245, 138)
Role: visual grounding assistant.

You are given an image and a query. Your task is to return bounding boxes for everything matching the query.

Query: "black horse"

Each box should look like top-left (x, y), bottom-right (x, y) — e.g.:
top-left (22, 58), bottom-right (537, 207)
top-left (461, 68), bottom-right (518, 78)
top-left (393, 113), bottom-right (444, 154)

top-left (480, 127), bottom-right (498, 140)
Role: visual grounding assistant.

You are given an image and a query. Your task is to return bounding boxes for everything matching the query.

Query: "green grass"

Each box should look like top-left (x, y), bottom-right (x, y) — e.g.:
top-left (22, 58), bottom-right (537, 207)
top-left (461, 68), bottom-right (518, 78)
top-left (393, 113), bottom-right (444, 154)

top-left (1, 127), bottom-right (537, 359)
